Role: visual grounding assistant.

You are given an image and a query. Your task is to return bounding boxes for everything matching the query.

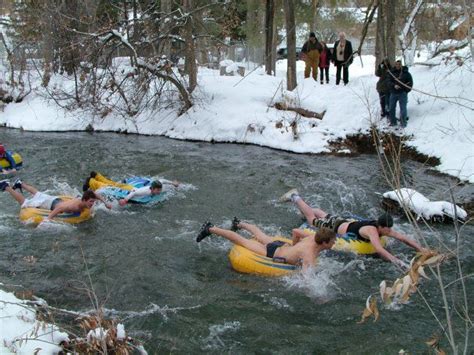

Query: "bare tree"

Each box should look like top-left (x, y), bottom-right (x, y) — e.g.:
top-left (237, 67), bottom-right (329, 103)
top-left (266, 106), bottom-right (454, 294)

top-left (160, 0), bottom-right (172, 59)
top-left (182, 0), bottom-right (197, 93)
top-left (399, 0), bottom-right (424, 66)
top-left (284, 0), bottom-right (297, 91)
top-left (265, 0), bottom-right (275, 75)
top-left (385, 0), bottom-right (398, 62)
top-left (462, 0), bottom-right (473, 66)
top-left (310, 0), bottom-right (320, 33)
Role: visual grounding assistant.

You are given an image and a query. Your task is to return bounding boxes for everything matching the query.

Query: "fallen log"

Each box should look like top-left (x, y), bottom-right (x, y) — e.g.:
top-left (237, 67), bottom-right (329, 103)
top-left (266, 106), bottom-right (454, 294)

top-left (274, 102), bottom-right (326, 119)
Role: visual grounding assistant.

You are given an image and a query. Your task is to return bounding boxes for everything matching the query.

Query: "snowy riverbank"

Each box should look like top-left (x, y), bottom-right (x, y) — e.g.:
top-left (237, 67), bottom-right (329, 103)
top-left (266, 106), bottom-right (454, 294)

top-left (1, 48), bottom-right (473, 183)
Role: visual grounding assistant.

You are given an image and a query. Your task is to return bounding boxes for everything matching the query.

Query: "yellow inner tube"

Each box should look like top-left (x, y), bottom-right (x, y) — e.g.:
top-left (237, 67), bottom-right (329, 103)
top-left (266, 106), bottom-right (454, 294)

top-left (19, 196), bottom-right (91, 225)
top-left (0, 152), bottom-right (22, 169)
top-left (88, 172), bottom-right (133, 191)
top-left (228, 237), bottom-right (298, 277)
top-left (228, 228), bottom-right (388, 277)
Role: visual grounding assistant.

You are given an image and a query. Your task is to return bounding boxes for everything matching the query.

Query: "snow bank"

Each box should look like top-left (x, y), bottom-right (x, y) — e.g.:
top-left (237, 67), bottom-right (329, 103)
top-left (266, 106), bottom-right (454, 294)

top-left (383, 188), bottom-right (467, 221)
top-left (0, 288), bottom-right (68, 354)
top-left (1, 49), bottom-right (473, 183)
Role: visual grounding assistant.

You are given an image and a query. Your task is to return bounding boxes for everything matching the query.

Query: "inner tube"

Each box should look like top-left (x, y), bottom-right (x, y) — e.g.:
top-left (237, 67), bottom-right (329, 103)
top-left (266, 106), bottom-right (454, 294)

top-left (228, 237), bottom-right (298, 277)
top-left (300, 223), bottom-right (387, 255)
top-left (0, 152), bottom-right (22, 170)
top-left (88, 172), bottom-right (167, 204)
top-left (19, 196), bottom-right (91, 225)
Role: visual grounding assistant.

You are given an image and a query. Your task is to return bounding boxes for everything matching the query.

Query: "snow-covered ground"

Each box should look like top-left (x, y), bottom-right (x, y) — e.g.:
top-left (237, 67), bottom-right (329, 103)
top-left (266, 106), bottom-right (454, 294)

top-left (0, 288), bottom-right (68, 353)
top-left (1, 47), bottom-right (473, 184)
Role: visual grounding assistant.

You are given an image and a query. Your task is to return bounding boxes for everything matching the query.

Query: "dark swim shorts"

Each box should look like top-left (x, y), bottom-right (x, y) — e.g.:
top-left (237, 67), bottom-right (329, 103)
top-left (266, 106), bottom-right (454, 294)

top-left (266, 240), bottom-right (287, 258)
top-left (312, 214), bottom-right (347, 233)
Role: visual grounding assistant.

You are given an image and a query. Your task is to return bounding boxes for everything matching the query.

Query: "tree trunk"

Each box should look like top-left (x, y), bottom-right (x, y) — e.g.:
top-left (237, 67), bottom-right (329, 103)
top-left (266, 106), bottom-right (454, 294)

top-left (271, 20), bottom-right (278, 75)
top-left (284, 0), bottom-right (297, 91)
top-left (385, 0), bottom-right (397, 63)
top-left (310, 0), bottom-right (319, 33)
top-left (182, 0), bottom-right (197, 93)
top-left (375, 0), bottom-right (385, 65)
top-left (160, 0), bottom-right (172, 59)
top-left (265, 0), bottom-right (275, 75)
top-left (462, 0), bottom-right (473, 68)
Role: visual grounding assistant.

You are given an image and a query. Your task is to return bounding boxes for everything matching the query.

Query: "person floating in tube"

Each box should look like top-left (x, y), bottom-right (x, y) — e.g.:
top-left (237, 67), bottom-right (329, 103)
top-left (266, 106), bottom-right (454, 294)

top-left (279, 189), bottom-right (427, 270)
top-left (118, 179), bottom-right (180, 206)
top-left (196, 217), bottom-right (336, 271)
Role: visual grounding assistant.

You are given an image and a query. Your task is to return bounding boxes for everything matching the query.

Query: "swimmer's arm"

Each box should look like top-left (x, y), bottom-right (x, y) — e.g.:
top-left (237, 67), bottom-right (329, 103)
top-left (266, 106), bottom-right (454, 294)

top-left (47, 205), bottom-right (67, 220)
top-left (301, 254), bottom-right (316, 271)
top-left (367, 231), bottom-right (400, 264)
top-left (160, 179), bottom-right (180, 187)
top-left (389, 230), bottom-right (425, 252)
top-left (119, 189), bottom-right (139, 205)
top-left (292, 229), bottom-right (310, 245)
top-left (94, 192), bottom-right (112, 209)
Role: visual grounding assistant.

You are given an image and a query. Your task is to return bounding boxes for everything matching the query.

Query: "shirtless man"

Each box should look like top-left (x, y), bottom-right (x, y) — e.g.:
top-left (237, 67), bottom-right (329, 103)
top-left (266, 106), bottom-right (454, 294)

top-left (118, 179), bottom-right (180, 206)
top-left (196, 218), bottom-right (336, 271)
top-left (0, 179), bottom-right (109, 221)
top-left (280, 189), bottom-right (425, 268)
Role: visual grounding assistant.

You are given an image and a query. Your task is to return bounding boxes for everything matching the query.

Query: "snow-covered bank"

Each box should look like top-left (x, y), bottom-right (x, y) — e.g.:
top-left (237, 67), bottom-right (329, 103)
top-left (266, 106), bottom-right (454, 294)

top-left (0, 288), bottom-right (68, 353)
top-left (1, 49), bottom-right (473, 183)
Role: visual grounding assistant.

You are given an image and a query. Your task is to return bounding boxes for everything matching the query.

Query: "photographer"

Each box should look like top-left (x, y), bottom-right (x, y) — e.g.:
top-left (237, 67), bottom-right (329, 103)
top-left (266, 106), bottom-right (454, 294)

top-left (375, 58), bottom-right (392, 119)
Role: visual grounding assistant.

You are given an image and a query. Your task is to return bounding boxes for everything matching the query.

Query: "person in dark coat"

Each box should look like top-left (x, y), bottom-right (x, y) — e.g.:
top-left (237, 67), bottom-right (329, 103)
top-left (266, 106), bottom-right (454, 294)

top-left (389, 60), bottom-right (413, 128)
top-left (301, 32), bottom-right (323, 81)
top-left (375, 58), bottom-right (392, 118)
top-left (332, 32), bottom-right (353, 85)
top-left (318, 41), bottom-right (331, 84)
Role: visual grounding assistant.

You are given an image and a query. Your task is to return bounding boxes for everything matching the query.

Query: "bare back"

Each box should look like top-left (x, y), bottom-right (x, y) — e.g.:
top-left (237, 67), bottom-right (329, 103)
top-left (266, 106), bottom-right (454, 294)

top-left (54, 198), bottom-right (86, 213)
top-left (273, 237), bottom-right (318, 267)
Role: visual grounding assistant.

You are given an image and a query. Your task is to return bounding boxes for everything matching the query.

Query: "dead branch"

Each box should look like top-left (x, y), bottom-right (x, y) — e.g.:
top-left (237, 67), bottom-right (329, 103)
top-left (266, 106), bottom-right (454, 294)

top-left (274, 102), bottom-right (325, 119)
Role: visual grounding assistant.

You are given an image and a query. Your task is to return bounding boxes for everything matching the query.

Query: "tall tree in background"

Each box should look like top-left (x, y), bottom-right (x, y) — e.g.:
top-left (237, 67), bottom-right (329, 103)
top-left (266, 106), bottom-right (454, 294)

top-left (182, 0), bottom-right (197, 93)
top-left (160, 0), bottom-right (172, 59)
top-left (310, 0), bottom-right (320, 32)
top-left (375, 0), bottom-right (397, 64)
top-left (264, 0), bottom-right (275, 75)
top-left (385, 0), bottom-right (397, 62)
top-left (284, 0), bottom-right (297, 90)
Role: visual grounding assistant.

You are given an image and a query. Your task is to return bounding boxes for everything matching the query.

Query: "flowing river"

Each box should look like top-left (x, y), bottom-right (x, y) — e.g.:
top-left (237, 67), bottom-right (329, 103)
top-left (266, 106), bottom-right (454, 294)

top-left (1, 129), bottom-right (472, 353)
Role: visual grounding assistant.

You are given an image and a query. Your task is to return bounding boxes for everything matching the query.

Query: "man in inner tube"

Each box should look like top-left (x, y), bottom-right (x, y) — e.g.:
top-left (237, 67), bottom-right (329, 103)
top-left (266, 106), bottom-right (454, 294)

top-left (196, 218), bottom-right (336, 271)
top-left (0, 144), bottom-right (18, 173)
top-left (279, 189), bottom-right (426, 270)
top-left (118, 179), bottom-right (180, 206)
top-left (0, 179), bottom-right (111, 221)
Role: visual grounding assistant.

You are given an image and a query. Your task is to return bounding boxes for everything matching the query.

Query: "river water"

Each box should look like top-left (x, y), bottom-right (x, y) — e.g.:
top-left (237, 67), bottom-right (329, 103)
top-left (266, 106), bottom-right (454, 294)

top-left (0, 129), bottom-right (472, 353)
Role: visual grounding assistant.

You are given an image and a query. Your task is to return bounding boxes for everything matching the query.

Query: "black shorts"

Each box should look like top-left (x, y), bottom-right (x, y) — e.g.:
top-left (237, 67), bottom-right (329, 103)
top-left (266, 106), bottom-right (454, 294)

top-left (266, 240), bottom-right (286, 258)
top-left (312, 214), bottom-right (347, 233)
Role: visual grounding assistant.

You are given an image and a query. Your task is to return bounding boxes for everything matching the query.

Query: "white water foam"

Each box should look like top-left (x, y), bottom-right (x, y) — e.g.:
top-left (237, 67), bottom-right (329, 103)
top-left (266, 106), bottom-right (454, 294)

top-left (282, 257), bottom-right (347, 302)
top-left (104, 303), bottom-right (202, 322)
top-left (202, 321), bottom-right (241, 350)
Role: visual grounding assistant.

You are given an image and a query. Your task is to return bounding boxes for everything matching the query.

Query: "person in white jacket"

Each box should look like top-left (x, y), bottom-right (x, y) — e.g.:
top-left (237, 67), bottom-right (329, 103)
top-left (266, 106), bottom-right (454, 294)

top-left (118, 180), bottom-right (179, 206)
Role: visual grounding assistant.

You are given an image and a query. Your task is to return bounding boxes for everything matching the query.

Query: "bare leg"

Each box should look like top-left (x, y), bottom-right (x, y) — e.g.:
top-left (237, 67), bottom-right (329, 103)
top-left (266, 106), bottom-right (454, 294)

top-left (209, 226), bottom-right (267, 256)
top-left (238, 222), bottom-right (274, 245)
top-left (19, 182), bottom-right (38, 195)
top-left (4, 186), bottom-right (26, 205)
top-left (294, 197), bottom-right (328, 224)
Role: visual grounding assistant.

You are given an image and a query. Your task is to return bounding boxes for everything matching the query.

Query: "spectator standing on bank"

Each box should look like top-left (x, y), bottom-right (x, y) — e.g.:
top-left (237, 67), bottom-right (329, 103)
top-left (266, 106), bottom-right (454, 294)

top-left (301, 32), bottom-right (323, 81)
top-left (389, 60), bottom-right (413, 128)
top-left (376, 57), bottom-right (392, 118)
top-left (318, 41), bottom-right (331, 84)
top-left (332, 32), bottom-right (353, 85)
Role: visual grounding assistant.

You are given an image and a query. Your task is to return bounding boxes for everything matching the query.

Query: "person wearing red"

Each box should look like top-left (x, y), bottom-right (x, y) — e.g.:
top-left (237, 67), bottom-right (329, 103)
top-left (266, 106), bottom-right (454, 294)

top-left (318, 41), bottom-right (331, 84)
